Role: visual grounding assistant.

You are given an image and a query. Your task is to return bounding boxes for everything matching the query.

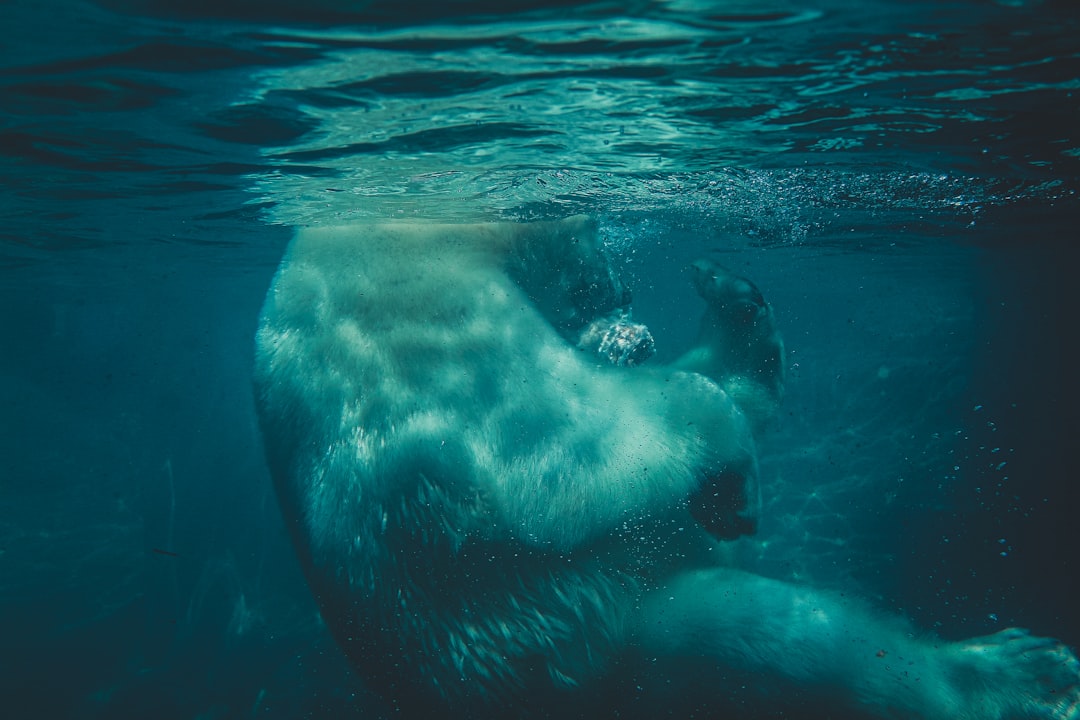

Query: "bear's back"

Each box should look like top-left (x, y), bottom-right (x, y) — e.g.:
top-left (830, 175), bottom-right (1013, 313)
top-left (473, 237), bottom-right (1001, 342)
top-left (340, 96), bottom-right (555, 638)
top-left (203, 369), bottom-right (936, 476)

top-left (253, 223), bottom-right (637, 715)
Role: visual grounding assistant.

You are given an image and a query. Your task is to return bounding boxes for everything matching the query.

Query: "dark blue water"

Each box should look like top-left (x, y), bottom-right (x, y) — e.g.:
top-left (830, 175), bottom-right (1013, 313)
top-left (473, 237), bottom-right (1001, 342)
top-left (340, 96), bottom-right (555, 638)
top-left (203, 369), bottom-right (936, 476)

top-left (1, 1), bottom-right (1077, 718)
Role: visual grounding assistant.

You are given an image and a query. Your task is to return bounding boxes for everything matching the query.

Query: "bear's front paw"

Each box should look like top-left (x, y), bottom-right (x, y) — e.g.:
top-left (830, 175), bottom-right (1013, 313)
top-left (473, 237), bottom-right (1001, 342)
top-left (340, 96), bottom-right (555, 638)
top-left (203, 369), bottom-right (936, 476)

top-left (690, 259), bottom-right (769, 326)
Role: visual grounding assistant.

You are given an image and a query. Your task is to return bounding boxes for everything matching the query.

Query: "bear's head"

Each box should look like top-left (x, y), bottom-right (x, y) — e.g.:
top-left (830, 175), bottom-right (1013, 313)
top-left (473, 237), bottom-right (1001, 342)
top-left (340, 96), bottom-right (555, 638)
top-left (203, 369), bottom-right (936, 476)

top-left (503, 216), bottom-right (630, 338)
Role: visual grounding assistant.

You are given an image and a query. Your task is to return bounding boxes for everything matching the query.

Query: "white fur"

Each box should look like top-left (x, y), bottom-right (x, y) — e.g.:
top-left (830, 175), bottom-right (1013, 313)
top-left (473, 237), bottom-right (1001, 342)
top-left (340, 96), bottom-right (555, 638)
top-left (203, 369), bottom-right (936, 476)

top-left (254, 217), bottom-right (1080, 719)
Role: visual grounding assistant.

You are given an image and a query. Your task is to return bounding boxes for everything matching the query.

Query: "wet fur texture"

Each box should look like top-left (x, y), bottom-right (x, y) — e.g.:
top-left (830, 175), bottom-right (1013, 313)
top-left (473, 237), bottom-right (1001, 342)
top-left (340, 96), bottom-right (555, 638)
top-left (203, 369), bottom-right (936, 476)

top-left (254, 217), bottom-right (1079, 719)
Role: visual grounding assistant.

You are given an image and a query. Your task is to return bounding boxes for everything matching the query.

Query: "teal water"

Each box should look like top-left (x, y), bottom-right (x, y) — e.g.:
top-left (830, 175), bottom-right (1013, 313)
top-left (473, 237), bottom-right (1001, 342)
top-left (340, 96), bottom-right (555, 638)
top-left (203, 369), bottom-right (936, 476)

top-left (1, 1), bottom-right (1077, 718)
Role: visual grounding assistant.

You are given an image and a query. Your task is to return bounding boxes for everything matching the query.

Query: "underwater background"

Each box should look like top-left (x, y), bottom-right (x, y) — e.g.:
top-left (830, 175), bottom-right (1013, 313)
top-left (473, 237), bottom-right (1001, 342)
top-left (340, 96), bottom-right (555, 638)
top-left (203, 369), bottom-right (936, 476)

top-left (1, 0), bottom-right (1077, 717)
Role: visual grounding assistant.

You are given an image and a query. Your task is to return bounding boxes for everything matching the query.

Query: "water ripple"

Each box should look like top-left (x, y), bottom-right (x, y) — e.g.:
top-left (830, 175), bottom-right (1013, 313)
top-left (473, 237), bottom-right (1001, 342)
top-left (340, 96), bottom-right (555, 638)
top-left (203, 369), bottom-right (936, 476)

top-left (0, 0), bottom-right (1077, 251)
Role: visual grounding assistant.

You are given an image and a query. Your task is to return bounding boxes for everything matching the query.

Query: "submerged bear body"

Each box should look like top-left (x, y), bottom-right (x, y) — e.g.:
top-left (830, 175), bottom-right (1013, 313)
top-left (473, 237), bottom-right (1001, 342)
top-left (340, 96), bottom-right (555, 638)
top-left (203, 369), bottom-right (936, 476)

top-left (254, 217), bottom-right (1079, 719)
top-left (255, 218), bottom-right (760, 714)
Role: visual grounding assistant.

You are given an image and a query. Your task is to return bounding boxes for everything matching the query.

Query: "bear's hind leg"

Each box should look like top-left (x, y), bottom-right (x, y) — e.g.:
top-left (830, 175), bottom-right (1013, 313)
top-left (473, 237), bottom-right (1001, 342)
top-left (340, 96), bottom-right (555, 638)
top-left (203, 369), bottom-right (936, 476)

top-left (634, 568), bottom-right (1080, 720)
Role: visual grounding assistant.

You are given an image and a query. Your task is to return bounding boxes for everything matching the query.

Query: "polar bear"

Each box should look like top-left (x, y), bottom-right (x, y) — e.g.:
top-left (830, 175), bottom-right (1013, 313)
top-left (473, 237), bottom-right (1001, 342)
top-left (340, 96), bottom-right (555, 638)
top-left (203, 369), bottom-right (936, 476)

top-left (253, 216), bottom-right (1079, 719)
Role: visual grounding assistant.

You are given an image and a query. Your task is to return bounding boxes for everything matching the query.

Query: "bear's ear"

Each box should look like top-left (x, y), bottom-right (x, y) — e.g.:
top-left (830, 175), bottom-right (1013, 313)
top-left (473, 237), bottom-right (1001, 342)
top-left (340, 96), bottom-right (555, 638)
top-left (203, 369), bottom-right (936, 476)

top-left (506, 216), bottom-right (631, 335)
